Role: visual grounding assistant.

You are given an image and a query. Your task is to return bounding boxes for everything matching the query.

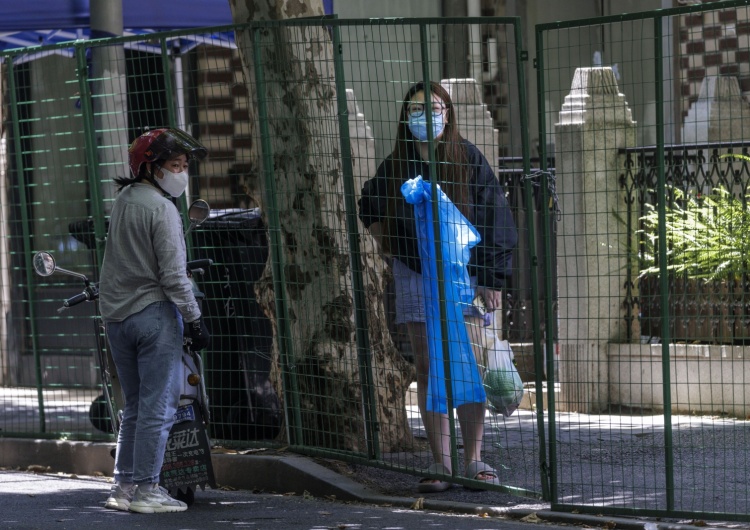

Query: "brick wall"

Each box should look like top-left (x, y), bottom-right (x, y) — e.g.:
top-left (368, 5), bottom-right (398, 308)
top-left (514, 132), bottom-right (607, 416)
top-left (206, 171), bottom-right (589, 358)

top-left (194, 45), bottom-right (254, 209)
top-left (678, 5), bottom-right (750, 118)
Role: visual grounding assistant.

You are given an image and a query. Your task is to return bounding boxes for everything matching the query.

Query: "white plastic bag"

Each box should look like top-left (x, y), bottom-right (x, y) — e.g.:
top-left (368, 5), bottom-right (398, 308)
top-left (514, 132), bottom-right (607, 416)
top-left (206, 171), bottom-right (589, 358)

top-left (482, 338), bottom-right (524, 417)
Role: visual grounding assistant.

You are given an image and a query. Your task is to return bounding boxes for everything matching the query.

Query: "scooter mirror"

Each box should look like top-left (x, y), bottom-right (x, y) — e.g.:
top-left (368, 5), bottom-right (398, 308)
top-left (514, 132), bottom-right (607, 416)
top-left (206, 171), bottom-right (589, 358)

top-left (188, 200), bottom-right (210, 226)
top-left (33, 252), bottom-right (56, 277)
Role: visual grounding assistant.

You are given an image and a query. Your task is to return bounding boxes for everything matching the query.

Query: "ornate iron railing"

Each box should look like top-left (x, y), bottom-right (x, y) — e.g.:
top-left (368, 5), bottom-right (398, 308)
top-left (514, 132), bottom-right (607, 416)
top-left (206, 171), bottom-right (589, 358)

top-left (499, 156), bottom-right (557, 343)
top-left (620, 142), bottom-right (750, 344)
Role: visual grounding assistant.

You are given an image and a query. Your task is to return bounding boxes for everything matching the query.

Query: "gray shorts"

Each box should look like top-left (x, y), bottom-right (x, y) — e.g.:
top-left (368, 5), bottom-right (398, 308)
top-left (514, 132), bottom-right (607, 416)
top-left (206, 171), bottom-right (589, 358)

top-left (392, 258), bottom-right (490, 325)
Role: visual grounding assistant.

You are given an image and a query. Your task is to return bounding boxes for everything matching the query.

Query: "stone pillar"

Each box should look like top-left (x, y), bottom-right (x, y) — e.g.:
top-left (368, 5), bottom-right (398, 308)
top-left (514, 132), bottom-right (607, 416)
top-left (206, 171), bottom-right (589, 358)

top-left (682, 76), bottom-right (750, 144)
top-left (345, 89), bottom-right (376, 192)
top-left (441, 78), bottom-right (499, 173)
top-left (554, 67), bottom-right (637, 413)
top-left (346, 87), bottom-right (389, 283)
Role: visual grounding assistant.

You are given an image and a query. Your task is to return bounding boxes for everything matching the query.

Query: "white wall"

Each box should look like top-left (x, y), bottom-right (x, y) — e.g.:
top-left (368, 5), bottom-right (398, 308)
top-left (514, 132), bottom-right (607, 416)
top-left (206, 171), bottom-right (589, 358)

top-left (609, 344), bottom-right (750, 418)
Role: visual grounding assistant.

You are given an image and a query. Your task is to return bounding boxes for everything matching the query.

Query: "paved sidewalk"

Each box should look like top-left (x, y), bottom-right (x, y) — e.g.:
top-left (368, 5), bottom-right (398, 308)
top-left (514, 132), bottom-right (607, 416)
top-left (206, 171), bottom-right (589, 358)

top-left (1, 468), bottom-right (570, 530)
top-left (2, 386), bottom-right (749, 528)
top-left (0, 437), bottom-right (738, 530)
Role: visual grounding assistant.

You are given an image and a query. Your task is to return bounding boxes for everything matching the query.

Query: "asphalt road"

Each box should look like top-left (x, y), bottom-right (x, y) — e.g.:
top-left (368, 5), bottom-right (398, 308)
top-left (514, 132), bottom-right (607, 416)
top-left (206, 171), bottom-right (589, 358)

top-left (0, 470), bottom-right (571, 530)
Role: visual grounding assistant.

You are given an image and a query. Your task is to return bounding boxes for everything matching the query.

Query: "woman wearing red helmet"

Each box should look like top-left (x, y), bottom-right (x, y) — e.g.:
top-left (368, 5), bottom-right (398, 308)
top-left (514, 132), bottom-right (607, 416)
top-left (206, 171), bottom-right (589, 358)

top-left (99, 128), bottom-right (210, 514)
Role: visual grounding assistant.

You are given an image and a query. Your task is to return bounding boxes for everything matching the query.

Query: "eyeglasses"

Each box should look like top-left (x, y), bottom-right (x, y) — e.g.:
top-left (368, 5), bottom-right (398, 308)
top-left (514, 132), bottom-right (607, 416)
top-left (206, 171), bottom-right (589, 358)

top-left (407, 102), bottom-right (446, 118)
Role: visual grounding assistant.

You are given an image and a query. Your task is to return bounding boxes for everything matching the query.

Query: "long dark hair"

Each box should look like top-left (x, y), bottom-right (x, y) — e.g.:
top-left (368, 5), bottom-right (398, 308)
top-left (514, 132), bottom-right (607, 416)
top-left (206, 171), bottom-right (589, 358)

top-left (112, 162), bottom-right (163, 192)
top-left (381, 81), bottom-right (470, 254)
top-left (112, 164), bottom-right (150, 193)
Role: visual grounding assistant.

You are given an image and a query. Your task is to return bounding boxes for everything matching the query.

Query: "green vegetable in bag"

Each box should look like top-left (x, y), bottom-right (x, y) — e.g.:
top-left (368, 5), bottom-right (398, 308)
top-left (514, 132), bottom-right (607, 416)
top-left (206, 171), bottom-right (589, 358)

top-left (482, 339), bottom-right (524, 417)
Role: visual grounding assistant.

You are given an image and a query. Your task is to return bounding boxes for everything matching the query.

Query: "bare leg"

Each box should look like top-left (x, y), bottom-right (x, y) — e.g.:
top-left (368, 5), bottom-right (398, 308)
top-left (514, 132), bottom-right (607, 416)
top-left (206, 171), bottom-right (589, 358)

top-left (407, 322), bottom-right (453, 476)
top-left (408, 317), bottom-right (491, 476)
top-left (456, 401), bottom-right (485, 471)
top-left (460, 317), bottom-right (496, 480)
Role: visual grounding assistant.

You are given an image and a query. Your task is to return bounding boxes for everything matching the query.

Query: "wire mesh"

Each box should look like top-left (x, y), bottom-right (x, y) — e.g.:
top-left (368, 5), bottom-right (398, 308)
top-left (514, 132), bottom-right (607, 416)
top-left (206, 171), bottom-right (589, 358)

top-left (246, 17), bottom-right (538, 496)
top-left (4, 2), bottom-right (750, 519)
top-left (537, 1), bottom-right (750, 519)
top-left (0, 17), bottom-right (540, 499)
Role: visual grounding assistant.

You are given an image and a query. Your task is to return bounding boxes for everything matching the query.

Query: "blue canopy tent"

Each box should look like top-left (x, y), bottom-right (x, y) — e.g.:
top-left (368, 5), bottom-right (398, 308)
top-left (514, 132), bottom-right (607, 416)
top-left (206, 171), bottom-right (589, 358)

top-left (0, 0), bottom-right (238, 62)
top-left (0, 0), bottom-right (235, 32)
top-left (0, 0), bottom-right (334, 54)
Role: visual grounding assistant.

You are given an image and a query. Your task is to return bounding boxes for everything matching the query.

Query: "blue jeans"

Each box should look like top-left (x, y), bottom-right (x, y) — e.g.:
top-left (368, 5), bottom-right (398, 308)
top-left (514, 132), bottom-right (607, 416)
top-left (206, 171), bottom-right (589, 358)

top-left (106, 301), bottom-right (184, 485)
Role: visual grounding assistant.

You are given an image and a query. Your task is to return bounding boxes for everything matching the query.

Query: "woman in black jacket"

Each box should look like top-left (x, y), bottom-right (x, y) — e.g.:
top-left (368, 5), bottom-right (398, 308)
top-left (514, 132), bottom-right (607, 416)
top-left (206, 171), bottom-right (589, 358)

top-left (359, 81), bottom-right (517, 492)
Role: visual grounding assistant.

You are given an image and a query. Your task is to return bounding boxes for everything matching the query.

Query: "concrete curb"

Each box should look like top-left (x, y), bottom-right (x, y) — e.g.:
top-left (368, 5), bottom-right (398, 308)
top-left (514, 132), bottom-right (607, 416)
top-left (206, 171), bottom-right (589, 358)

top-left (0, 438), bottom-right (713, 530)
top-left (0, 438), bottom-right (115, 476)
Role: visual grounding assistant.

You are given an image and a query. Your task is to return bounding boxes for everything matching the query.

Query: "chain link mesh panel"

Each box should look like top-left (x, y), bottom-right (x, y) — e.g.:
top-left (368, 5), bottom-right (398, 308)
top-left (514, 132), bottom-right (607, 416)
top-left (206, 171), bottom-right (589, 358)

top-left (0, 18), bottom-right (541, 500)
top-left (537, 0), bottom-right (750, 519)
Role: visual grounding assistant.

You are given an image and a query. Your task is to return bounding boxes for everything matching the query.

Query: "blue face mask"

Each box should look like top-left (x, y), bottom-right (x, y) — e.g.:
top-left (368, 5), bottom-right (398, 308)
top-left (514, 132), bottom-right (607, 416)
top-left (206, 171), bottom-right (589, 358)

top-left (408, 112), bottom-right (445, 142)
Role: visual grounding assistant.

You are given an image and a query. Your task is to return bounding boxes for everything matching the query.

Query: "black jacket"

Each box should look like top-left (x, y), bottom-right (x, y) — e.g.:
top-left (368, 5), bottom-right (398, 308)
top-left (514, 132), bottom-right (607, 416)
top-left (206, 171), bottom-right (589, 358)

top-left (358, 140), bottom-right (518, 290)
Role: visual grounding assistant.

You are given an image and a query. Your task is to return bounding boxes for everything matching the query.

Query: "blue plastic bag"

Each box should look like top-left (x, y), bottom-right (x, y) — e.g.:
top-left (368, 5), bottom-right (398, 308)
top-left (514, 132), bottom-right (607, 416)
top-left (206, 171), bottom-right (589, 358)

top-left (401, 176), bottom-right (486, 413)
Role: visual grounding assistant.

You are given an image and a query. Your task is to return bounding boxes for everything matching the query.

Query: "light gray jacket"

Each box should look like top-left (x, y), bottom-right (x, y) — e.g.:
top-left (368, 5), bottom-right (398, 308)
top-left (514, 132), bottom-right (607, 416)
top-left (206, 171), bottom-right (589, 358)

top-left (99, 183), bottom-right (200, 324)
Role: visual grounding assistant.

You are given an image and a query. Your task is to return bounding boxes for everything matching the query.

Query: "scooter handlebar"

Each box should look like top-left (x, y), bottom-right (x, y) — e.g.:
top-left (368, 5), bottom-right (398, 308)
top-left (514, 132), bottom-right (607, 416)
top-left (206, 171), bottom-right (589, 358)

top-left (64, 292), bottom-right (91, 307)
top-left (60, 262), bottom-right (210, 308)
top-left (187, 259), bottom-right (213, 272)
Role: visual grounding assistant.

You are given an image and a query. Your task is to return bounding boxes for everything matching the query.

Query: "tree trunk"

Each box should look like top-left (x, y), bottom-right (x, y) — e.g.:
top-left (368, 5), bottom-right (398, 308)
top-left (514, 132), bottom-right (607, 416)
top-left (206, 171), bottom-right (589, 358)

top-left (229, 0), bottom-right (413, 452)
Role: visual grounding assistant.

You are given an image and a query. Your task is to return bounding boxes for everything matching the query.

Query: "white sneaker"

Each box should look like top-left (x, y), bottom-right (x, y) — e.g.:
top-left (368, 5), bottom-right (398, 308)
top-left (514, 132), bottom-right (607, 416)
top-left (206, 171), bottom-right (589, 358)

top-left (129, 484), bottom-right (187, 514)
top-left (104, 483), bottom-right (135, 511)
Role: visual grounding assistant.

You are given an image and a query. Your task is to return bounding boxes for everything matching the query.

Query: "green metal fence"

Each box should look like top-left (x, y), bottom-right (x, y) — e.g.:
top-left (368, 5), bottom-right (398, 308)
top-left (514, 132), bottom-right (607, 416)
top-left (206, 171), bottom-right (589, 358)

top-left (0, 17), bottom-right (544, 499)
top-left (4, 3), bottom-right (750, 520)
top-left (245, 16), bottom-right (542, 497)
top-left (537, 0), bottom-right (750, 521)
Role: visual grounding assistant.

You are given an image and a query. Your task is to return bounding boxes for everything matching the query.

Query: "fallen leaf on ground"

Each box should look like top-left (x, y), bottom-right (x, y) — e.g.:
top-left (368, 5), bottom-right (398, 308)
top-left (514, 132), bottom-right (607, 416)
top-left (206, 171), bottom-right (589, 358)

top-left (211, 447), bottom-right (237, 454)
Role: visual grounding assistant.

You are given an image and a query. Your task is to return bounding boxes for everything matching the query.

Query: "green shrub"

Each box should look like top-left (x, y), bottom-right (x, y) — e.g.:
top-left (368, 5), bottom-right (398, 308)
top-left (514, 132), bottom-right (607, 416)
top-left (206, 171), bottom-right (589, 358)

top-left (639, 186), bottom-right (750, 281)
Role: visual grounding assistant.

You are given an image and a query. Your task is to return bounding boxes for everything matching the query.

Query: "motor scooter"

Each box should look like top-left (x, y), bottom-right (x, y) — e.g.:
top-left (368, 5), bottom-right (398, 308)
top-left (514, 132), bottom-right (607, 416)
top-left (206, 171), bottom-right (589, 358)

top-left (32, 199), bottom-right (216, 506)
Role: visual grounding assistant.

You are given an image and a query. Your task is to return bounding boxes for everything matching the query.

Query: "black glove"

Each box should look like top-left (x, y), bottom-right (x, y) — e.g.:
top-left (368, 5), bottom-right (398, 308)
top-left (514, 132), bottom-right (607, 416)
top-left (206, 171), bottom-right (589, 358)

top-left (187, 318), bottom-right (210, 351)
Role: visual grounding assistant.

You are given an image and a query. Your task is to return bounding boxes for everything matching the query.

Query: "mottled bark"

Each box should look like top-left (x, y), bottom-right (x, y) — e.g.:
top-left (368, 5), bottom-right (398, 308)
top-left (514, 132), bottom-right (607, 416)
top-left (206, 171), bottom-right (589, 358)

top-left (229, 0), bottom-right (413, 452)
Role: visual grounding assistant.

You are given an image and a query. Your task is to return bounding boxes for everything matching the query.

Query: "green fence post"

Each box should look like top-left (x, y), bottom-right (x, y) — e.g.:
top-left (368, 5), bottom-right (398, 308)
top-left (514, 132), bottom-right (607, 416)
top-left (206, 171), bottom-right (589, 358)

top-left (252, 24), bottom-right (303, 447)
top-left (160, 38), bottom-right (192, 238)
top-left (654, 14), bottom-right (675, 513)
top-left (331, 23), bottom-right (380, 460)
top-left (530, 22), bottom-right (553, 503)
top-left (75, 44), bottom-right (107, 270)
top-left (419, 22), bottom-right (460, 479)
top-left (7, 55), bottom-right (46, 432)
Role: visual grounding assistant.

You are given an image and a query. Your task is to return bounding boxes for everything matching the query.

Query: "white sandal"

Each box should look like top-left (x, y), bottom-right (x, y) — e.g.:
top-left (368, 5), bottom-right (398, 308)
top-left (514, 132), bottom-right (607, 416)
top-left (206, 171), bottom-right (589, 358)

top-left (464, 461), bottom-right (500, 490)
top-left (417, 463), bottom-right (452, 493)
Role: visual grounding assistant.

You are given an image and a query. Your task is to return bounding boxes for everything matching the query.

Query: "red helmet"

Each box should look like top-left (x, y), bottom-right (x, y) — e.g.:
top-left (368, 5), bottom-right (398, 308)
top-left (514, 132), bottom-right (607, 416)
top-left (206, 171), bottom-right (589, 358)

top-left (128, 128), bottom-right (208, 178)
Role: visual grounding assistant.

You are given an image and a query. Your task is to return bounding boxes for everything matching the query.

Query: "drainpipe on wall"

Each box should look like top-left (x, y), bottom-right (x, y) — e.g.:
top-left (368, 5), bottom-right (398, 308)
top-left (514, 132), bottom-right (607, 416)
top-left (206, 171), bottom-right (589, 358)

top-left (174, 47), bottom-right (187, 133)
top-left (468, 0), bottom-right (482, 85)
top-left (486, 37), bottom-right (497, 81)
